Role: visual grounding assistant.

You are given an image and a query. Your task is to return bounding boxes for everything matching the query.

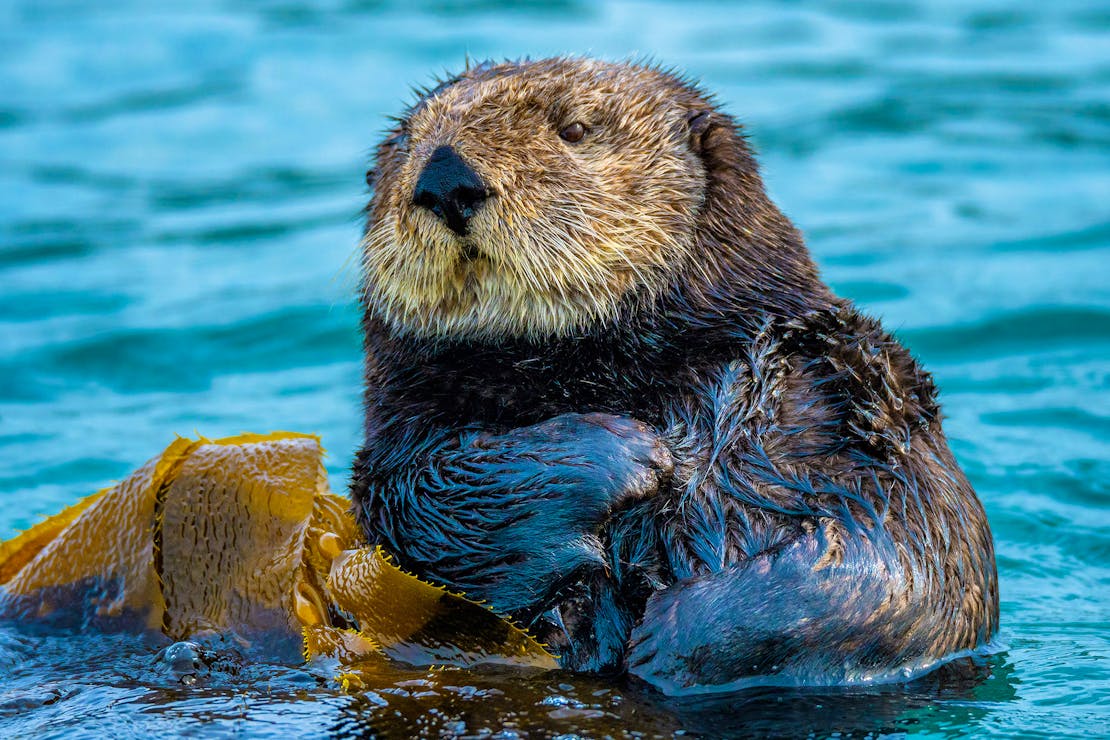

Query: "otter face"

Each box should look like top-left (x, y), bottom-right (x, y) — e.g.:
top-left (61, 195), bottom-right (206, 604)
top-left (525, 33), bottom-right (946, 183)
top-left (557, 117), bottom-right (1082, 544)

top-left (362, 58), bottom-right (715, 340)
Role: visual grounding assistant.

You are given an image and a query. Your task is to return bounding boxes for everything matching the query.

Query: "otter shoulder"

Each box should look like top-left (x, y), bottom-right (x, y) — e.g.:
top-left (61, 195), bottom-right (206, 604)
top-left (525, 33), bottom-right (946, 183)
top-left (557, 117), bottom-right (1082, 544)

top-left (774, 304), bottom-right (941, 458)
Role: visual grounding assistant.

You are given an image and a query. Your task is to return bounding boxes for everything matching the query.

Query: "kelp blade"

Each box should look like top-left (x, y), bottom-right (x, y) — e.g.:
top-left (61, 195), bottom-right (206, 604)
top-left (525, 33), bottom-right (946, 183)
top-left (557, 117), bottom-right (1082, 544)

top-left (0, 432), bottom-right (556, 676)
top-left (326, 547), bottom-right (556, 670)
top-left (0, 438), bottom-right (195, 629)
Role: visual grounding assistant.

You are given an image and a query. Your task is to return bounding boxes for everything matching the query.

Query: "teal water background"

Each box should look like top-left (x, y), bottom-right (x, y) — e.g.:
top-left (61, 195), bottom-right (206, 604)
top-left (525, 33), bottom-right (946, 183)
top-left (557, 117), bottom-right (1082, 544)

top-left (1, 0), bottom-right (1108, 737)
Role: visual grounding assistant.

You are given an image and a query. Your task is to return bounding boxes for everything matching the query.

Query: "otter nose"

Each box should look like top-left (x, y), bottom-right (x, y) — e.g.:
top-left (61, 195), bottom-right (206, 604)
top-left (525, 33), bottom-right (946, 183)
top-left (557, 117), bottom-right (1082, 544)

top-left (412, 145), bottom-right (489, 236)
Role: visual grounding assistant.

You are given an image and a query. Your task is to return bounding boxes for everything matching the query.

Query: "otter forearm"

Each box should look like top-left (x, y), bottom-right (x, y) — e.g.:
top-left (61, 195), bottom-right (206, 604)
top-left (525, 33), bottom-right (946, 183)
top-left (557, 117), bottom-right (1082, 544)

top-left (353, 412), bottom-right (672, 618)
top-left (629, 337), bottom-right (997, 691)
top-left (629, 457), bottom-right (996, 695)
top-left (627, 527), bottom-right (917, 693)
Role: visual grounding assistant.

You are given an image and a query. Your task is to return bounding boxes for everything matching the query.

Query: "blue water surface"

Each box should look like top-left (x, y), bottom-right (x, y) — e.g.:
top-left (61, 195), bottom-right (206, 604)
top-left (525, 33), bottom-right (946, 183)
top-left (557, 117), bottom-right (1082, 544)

top-left (0, 0), bottom-right (1108, 737)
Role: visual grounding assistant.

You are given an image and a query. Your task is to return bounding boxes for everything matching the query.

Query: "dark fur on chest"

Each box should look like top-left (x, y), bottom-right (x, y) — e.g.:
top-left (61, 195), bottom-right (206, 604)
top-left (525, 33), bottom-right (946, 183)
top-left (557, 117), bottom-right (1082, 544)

top-left (350, 262), bottom-right (999, 680)
top-left (351, 289), bottom-right (946, 636)
top-left (362, 312), bottom-right (694, 430)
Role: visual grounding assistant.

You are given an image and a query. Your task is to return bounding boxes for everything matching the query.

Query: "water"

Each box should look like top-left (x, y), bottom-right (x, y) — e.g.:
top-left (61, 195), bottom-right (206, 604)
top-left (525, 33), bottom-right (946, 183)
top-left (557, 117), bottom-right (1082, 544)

top-left (1, 0), bottom-right (1107, 736)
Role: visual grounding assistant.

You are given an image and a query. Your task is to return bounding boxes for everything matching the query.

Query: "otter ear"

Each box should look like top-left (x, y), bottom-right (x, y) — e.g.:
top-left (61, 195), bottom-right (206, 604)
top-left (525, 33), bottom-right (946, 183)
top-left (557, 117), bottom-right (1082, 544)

top-left (685, 110), bottom-right (715, 154)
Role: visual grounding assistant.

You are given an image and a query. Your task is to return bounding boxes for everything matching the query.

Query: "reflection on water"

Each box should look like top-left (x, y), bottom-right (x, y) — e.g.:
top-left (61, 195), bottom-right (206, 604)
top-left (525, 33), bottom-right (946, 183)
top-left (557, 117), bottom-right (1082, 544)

top-left (0, 626), bottom-right (1017, 738)
top-left (1, 0), bottom-right (1107, 736)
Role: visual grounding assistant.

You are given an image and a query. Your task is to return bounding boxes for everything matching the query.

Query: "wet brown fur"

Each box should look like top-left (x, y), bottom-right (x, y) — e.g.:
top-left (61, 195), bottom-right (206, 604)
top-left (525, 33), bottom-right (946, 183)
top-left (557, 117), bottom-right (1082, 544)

top-left (352, 57), bottom-right (999, 690)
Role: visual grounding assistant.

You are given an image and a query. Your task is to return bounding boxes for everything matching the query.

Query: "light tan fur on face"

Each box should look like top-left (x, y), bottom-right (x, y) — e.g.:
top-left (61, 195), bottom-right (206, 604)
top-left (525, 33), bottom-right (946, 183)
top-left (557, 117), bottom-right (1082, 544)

top-left (362, 58), bottom-right (709, 340)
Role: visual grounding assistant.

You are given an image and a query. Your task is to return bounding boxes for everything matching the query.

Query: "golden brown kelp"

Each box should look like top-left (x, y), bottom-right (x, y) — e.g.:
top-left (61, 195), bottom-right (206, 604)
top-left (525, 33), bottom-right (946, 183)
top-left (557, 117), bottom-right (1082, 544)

top-left (0, 433), bottom-right (554, 680)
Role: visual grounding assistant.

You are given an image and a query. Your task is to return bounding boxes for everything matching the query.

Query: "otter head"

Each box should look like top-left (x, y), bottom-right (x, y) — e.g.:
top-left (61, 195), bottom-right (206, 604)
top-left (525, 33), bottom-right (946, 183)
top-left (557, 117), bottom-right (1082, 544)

top-left (361, 57), bottom-right (739, 341)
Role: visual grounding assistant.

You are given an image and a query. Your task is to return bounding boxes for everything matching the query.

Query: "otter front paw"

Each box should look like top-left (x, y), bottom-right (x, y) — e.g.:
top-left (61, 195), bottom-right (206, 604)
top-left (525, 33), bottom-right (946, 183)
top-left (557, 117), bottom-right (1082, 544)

top-left (515, 412), bottom-right (674, 518)
top-left (455, 412), bottom-right (672, 616)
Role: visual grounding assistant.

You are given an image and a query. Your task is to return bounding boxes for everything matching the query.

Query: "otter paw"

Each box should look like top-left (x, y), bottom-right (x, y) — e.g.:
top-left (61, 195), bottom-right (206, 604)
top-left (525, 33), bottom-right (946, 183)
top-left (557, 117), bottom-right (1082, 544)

top-left (516, 412), bottom-right (674, 521)
top-left (456, 412), bottom-right (672, 617)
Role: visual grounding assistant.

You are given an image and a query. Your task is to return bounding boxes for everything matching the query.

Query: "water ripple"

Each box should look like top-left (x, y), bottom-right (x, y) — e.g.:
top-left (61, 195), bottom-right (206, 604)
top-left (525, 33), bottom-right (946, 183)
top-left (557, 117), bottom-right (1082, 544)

top-left (0, 0), bottom-right (1106, 736)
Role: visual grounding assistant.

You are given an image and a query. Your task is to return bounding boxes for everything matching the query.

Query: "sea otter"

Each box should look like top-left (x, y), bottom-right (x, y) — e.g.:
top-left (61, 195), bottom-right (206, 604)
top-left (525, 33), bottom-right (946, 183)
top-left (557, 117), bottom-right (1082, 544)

top-left (350, 57), bottom-right (998, 695)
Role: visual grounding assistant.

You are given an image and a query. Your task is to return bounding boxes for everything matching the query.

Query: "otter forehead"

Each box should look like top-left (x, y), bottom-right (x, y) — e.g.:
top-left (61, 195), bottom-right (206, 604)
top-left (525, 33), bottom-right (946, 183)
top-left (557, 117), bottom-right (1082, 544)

top-left (362, 58), bottom-right (718, 341)
top-left (405, 59), bottom-right (704, 150)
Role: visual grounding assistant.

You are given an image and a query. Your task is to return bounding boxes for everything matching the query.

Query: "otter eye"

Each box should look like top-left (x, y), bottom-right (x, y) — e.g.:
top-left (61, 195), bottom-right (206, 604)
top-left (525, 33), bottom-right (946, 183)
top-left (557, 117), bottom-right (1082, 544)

top-left (559, 122), bottom-right (587, 143)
